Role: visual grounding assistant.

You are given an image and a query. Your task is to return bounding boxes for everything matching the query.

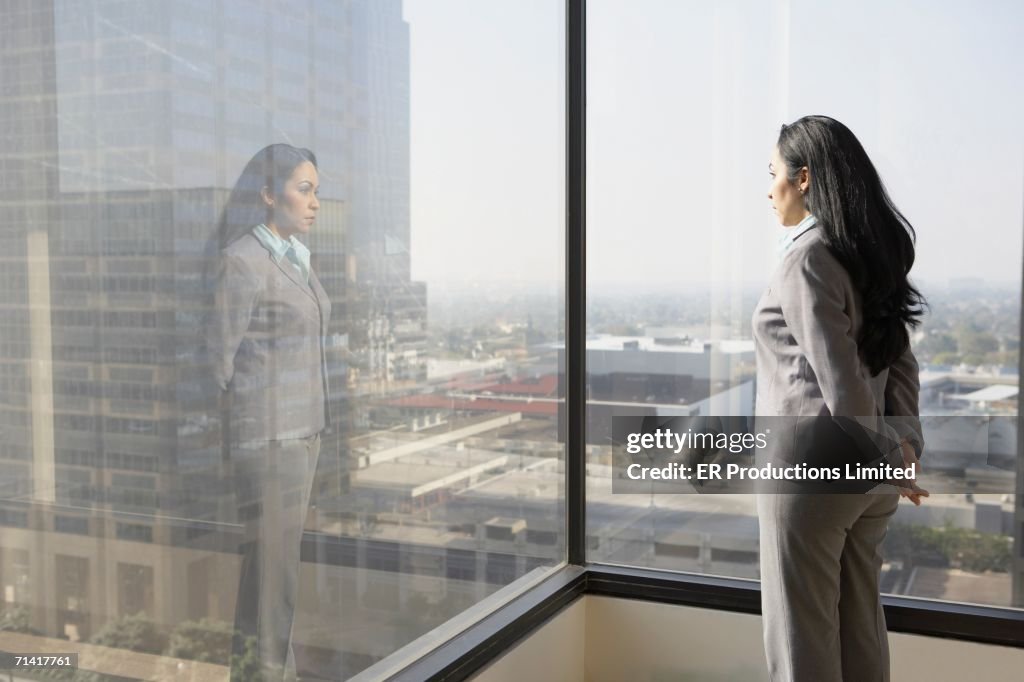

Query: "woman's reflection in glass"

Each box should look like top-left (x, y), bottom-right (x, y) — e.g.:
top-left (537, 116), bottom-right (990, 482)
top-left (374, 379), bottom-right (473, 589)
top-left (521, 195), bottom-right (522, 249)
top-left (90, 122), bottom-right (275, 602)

top-left (206, 144), bottom-right (331, 681)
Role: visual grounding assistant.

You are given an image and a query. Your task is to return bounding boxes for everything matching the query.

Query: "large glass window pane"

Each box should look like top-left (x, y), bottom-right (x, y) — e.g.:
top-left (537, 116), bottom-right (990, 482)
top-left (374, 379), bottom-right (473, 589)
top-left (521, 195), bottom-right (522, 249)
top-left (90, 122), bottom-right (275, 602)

top-left (587, 0), bottom-right (1023, 610)
top-left (0, 0), bottom-right (564, 679)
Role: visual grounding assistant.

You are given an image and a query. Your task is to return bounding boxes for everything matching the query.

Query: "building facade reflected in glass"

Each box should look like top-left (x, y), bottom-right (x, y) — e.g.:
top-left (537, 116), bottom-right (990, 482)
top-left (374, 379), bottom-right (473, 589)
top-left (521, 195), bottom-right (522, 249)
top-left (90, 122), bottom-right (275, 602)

top-left (0, 1), bottom-right (566, 679)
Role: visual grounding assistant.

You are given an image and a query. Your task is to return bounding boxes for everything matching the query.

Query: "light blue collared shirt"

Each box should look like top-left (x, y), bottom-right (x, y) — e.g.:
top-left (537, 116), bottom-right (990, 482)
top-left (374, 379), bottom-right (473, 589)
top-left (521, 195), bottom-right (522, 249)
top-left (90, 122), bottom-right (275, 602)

top-left (252, 223), bottom-right (311, 283)
top-left (776, 213), bottom-right (818, 260)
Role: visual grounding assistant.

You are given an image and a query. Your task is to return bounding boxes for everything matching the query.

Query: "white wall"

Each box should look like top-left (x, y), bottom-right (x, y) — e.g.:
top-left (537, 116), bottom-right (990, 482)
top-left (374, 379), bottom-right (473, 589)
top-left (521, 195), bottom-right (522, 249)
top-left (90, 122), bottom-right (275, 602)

top-left (469, 596), bottom-right (586, 682)
top-left (471, 595), bottom-right (1024, 681)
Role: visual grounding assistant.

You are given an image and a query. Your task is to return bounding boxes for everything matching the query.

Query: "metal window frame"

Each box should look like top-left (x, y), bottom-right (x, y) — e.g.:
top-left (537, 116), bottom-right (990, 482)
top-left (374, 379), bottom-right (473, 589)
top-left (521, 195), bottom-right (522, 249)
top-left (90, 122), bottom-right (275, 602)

top-left (384, 0), bottom-right (1024, 678)
top-left (393, 564), bottom-right (1024, 681)
top-left (566, 0), bottom-right (587, 569)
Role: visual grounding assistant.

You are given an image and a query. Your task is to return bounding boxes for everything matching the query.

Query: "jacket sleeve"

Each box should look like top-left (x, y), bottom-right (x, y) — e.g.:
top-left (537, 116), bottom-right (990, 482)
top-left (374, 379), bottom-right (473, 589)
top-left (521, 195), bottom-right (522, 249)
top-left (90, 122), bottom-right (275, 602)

top-left (884, 344), bottom-right (924, 459)
top-left (776, 245), bottom-right (905, 467)
top-left (205, 252), bottom-right (259, 391)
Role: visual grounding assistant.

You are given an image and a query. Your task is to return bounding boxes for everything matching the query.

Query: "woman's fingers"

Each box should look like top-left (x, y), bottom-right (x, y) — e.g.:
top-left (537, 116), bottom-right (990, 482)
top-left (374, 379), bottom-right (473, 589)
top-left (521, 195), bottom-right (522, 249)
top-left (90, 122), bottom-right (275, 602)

top-left (896, 440), bottom-right (928, 503)
top-left (899, 440), bottom-right (921, 483)
top-left (897, 482), bottom-right (929, 505)
top-left (897, 487), bottom-right (920, 505)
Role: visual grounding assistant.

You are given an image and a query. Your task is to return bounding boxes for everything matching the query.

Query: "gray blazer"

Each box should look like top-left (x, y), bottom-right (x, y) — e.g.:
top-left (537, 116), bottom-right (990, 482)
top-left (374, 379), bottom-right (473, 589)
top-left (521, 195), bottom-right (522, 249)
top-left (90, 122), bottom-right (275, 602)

top-left (206, 232), bottom-right (331, 443)
top-left (752, 225), bottom-right (923, 471)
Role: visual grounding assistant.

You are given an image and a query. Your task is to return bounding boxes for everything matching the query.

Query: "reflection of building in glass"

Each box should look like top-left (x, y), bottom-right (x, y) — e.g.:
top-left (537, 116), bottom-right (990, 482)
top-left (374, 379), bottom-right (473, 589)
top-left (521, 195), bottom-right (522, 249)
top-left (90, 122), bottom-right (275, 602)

top-left (555, 333), bottom-right (757, 445)
top-left (0, 0), bottom-right (428, 662)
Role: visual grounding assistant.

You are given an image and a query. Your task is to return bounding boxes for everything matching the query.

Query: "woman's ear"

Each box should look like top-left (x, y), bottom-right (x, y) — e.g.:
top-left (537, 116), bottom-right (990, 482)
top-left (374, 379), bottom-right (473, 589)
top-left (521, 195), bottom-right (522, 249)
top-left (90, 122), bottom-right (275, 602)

top-left (799, 166), bottom-right (810, 193)
top-left (260, 186), bottom-right (274, 208)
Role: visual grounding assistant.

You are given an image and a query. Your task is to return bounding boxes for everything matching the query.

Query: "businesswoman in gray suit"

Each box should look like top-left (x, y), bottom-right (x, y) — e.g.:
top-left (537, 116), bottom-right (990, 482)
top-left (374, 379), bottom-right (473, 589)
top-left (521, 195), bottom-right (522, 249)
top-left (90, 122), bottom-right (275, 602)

top-left (753, 116), bottom-right (929, 681)
top-left (206, 144), bottom-right (331, 681)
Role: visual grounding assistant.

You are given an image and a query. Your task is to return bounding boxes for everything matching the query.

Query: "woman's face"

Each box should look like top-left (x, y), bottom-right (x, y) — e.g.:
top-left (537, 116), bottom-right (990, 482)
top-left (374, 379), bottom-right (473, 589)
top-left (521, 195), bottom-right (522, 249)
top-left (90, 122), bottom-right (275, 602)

top-left (265, 161), bottom-right (320, 237)
top-left (767, 146), bottom-right (808, 227)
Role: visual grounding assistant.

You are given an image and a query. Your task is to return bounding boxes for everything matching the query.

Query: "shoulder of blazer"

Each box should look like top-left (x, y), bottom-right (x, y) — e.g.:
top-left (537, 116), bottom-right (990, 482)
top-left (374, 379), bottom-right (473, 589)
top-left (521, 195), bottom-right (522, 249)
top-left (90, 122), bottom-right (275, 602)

top-left (778, 231), bottom-right (860, 311)
top-left (221, 233), bottom-right (279, 284)
top-left (222, 231), bottom-right (267, 262)
top-left (777, 228), bottom-right (854, 295)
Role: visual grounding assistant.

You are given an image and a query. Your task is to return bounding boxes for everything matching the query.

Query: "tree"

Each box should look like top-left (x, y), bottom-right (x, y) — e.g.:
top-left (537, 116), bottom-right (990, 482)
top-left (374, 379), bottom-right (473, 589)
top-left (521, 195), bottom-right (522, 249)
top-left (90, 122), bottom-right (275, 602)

top-left (166, 618), bottom-right (233, 664)
top-left (931, 352), bottom-right (961, 366)
top-left (167, 619), bottom-right (261, 682)
top-left (88, 612), bottom-right (166, 655)
top-left (229, 635), bottom-right (264, 682)
top-left (918, 332), bottom-right (957, 355)
top-left (960, 331), bottom-right (999, 357)
top-left (63, 613), bottom-right (168, 682)
top-left (883, 521), bottom-right (1012, 573)
top-left (984, 351), bottom-right (1018, 369)
top-left (0, 604), bottom-right (41, 635)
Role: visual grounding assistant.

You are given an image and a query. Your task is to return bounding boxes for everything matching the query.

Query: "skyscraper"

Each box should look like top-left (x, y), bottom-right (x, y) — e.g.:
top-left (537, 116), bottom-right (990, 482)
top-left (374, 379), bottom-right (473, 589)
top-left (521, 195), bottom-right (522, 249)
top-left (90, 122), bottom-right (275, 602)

top-left (0, 0), bottom-right (421, 648)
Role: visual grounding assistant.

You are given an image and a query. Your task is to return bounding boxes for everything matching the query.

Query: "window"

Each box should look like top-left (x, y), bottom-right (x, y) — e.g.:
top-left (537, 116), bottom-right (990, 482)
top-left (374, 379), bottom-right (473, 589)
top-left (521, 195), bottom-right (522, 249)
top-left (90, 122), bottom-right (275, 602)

top-left (0, 510), bottom-right (29, 529)
top-left (5, 2), bottom-right (1016, 679)
top-left (117, 563), bottom-right (155, 617)
top-left (54, 516), bottom-right (90, 535)
top-left (446, 549), bottom-right (477, 582)
top-left (587, 0), bottom-right (1024, 612)
top-left (115, 523), bottom-right (154, 544)
top-left (0, 1), bottom-right (565, 678)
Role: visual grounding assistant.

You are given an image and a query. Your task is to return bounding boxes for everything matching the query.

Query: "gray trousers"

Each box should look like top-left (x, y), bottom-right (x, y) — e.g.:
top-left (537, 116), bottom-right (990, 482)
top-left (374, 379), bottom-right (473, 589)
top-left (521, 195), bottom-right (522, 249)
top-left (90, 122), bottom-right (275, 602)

top-left (231, 434), bottom-right (320, 682)
top-left (757, 491), bottom-right (899, 682)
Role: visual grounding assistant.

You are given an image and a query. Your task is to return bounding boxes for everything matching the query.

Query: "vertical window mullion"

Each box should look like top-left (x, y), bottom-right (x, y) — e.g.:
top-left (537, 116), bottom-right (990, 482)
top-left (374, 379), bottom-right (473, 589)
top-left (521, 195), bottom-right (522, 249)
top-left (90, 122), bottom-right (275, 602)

top-left (567, 0), bottom-right (587, 566)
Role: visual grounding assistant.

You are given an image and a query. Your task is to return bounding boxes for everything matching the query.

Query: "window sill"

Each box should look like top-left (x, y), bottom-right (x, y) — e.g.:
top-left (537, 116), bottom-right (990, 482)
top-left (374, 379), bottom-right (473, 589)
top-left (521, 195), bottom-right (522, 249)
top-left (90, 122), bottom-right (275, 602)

top-left (383, 563), bottom-right (1024, 681)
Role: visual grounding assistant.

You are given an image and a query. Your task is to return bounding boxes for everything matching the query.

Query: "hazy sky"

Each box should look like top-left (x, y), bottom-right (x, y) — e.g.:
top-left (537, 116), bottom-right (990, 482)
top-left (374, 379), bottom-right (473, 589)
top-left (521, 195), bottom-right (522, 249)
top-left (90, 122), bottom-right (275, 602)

top-left (403, 0), bottom-right (1024, 293)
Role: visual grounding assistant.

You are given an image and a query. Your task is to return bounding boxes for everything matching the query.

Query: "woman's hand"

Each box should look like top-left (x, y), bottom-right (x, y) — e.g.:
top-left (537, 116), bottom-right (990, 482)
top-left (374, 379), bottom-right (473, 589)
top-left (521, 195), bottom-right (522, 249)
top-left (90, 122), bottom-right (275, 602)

top-left (896, 439), bottom-right (929, 506)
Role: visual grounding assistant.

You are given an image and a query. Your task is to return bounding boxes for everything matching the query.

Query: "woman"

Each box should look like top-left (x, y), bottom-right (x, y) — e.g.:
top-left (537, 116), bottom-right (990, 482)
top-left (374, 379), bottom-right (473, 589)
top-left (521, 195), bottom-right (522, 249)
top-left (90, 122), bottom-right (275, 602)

top-left (205, 143), bottom-right (331, 681)
top-left (753, 116), bottom-right (929, 681)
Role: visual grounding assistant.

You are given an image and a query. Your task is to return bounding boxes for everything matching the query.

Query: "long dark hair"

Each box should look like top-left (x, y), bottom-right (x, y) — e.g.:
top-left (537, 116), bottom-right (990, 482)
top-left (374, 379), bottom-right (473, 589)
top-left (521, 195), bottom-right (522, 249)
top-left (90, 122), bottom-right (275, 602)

top-left (201, 143), bottom-right (318, 317)
top-left (777, 115), bottom-right (927, 376)
top-left (216, 143), bottom-right (318, 249)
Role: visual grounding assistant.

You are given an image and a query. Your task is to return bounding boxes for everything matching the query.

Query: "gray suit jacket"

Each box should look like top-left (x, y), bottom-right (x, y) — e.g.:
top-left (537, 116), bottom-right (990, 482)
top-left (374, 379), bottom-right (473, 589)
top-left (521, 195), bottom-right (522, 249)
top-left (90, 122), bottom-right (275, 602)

top-left (206, 232), bottom-right (331, 443)
top-left (752, 225), bottom-right (924, 472)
